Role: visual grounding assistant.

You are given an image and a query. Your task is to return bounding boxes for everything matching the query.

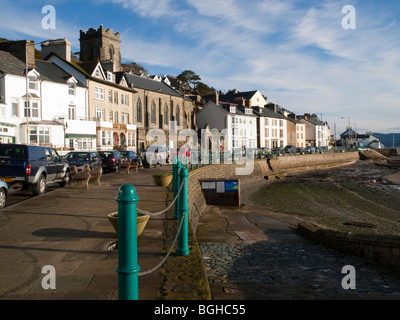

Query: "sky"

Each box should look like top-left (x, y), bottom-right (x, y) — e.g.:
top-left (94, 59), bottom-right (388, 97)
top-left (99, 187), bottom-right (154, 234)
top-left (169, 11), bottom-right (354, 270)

top-left (0, 0), bottom-right (399, 135)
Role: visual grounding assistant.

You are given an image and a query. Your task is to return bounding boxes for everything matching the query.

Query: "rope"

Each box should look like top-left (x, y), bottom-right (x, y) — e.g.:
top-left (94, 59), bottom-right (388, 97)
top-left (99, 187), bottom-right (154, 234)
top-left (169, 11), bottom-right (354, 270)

top-left (138, 213), bottom-right (185, 276)
top-left (137, 180), bottom-right (185, 217)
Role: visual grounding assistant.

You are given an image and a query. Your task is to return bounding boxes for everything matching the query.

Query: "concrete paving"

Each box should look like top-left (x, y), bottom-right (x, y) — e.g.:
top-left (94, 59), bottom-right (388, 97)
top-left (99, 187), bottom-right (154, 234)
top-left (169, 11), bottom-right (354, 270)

top-left (0, 166), bottom-right (173, 300)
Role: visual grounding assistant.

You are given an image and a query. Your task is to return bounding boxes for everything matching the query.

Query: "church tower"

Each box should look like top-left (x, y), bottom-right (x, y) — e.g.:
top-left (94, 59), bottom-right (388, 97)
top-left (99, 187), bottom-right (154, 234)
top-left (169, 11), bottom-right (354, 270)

top-left (79, 25), bottom-right (122, 72)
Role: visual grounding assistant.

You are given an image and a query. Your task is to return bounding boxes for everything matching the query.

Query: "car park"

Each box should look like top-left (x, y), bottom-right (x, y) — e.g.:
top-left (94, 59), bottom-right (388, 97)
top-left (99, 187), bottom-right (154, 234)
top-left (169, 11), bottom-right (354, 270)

top-left (63, 151), bottom-right (102, 171)
top-left (0, 179), bottom-right (8, 209)
top-left (0, 144), bottom-right (70, 196)
top-left (98, 151), bottom-right (121, 172)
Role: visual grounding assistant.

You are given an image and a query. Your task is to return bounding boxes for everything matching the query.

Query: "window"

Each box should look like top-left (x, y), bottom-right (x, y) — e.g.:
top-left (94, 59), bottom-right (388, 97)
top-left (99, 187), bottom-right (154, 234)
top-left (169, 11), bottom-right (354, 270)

top-left (109, 111), bottom-right (113, 122)
top-left (68, 83), bottom-right (76, 95)
top-left (95, 69), bottom-right (100, 78)
top-left (68, 105), bottom-right (76, 120)
top-left (101, 131), bottom-right (112, 146)
top-left (230, 107), bottom-right (236, 113)
top-left (121, 93), bottom-right (128, 105)
top-left (245, 109), bottom-right (253, 115)
top-left (114, 92), bottom-right (118, 104)
top-left (95, 87), bottom-right (104, 100)
top-left (137, 98), bottom-right (142, 123)
top-left (95, 108), bottom-right (103, 120)
top-left (11, 100), bottom-right (18, 117)
top-left (232, 117), bottom-right (235, 124)
top-left (164, 104), bottom-right (168, 126)
top-left (265, 128), bottom-right (269, 138)
top-left (176, 106), bottom-right (180, 126)
top-left (280, 129), bottom-right (284, 138)
top-left (107, 72), bottom-right (115, 82)
top-left (151, 101), bottom-right (156, 124)
top-left (108, 90), bottom-right (112, 103)
top-left (121, 113), bottom-right (128, 124)
top-left (24, 101), bottom-right (39, 118)
top-left (28, 76), bottom-right (38, 90)
top-left (30, 127), bottom-right (50, 144)
top-left (114, 111), bottom-right (118, 123)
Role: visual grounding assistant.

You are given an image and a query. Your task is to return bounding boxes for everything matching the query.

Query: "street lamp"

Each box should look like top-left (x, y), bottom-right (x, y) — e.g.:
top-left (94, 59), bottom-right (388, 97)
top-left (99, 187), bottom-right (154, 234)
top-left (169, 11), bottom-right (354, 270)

top-left (25, 40), bottom-right (49, 144)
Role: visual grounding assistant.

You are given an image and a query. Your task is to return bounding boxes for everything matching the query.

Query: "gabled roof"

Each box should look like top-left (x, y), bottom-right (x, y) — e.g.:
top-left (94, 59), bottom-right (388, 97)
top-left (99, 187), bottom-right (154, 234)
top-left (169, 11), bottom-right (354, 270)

top-left (34, 60), bottom-right (85, 87)
top-left (252, 106), bottom-right (287, 120)
top-left (0, 50), bottom-right (25, 75)
top-left (200, 101), bottom-right (257, 118)
top-left (221, 90), bottom-right (259, 102)
top-left (306, 118), bottom-right (329, 127)
top-left (124, 73), bottom-right (190, 100)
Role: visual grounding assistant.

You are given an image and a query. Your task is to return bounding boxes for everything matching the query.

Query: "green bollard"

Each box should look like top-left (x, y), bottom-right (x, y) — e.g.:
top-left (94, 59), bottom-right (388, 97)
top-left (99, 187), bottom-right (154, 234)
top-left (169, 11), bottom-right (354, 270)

top-left (116, 184), bottom-right (140, 300)
top-left (173, 156), bottom-right (179, 220)
top-left (174, 161), bottom-right (182, 220)
top-left (177, 167), bottom-right (190, 256)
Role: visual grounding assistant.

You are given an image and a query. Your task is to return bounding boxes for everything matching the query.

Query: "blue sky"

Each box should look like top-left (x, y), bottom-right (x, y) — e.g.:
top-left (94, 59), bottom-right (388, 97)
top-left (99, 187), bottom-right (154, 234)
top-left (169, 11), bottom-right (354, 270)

top-left (1, 0), bottom-right (399, 135)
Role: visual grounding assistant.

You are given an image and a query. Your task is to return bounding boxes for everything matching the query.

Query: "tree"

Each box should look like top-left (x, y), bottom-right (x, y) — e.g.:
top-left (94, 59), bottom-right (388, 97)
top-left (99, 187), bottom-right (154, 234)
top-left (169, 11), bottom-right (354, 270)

top-left (194, 82), bottom-right (215, 96)
top-left (121, 61), bottom-right (148, 76)
top-left (177, 70), bottom-right (201, 94)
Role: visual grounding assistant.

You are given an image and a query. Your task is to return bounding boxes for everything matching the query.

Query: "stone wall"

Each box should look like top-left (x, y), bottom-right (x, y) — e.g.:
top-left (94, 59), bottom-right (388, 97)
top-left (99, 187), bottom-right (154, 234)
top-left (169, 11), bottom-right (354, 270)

top-left (188, 152), bottom-right (360, 231)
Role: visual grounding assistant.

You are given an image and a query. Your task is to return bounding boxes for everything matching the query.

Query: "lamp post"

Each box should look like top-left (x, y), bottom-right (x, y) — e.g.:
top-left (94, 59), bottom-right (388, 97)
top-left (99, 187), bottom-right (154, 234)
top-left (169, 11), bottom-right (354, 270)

top-left (25, 40), bottom-right (49, 144)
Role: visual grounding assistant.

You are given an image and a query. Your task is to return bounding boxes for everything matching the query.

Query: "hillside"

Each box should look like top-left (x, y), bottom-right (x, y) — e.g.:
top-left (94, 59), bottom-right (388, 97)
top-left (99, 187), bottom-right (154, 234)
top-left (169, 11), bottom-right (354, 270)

top-left (373, 133), bottom-right (400, 150)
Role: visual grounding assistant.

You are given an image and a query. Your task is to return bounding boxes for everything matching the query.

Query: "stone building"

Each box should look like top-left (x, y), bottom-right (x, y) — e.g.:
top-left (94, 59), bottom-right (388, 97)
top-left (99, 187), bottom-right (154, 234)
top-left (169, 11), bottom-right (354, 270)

top-left (79, 25), bottom-right (122, 72)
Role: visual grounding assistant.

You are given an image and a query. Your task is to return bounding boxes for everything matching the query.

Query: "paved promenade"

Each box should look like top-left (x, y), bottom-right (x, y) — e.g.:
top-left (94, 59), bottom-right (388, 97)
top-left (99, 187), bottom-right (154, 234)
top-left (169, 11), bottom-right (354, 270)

top-left (0, 167), bottom-right (173, 300)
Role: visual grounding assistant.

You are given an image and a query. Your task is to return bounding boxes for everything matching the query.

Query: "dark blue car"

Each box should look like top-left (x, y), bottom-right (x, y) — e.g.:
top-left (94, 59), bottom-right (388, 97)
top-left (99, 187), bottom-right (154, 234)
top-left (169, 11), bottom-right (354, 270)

top-left (99, 151), bottom-right (121, 172)
top-left (63, 151), bottom-right (102, 171)
top-left (119, 150), bottom-right (140, 166)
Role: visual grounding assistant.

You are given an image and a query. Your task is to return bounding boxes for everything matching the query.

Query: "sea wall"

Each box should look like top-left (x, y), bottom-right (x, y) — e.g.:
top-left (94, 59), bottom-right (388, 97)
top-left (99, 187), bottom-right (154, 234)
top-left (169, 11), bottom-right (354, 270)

top-left (188, 151), bottom-right (360, 231)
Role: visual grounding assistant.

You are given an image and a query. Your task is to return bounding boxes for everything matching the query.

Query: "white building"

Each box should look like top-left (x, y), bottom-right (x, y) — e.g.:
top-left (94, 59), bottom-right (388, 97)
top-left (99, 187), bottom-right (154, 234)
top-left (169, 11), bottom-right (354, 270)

top-left (253, 106), bottom-right (288, 150)
top-left (196, 101), bottom-right (257, 153)
top-left (0, 48), bottom-right (91, 150)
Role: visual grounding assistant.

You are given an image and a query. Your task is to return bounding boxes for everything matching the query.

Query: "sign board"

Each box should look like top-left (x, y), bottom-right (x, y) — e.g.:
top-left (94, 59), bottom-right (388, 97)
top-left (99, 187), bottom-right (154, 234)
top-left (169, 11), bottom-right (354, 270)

top-left (199, 179), bottom-right (240, 207)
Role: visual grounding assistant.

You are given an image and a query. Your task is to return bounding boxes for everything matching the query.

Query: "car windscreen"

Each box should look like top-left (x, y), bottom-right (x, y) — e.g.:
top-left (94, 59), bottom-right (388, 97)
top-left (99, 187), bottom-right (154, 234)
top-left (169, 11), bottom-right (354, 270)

top-left (0, 145), bottom-right (27, 159)
top-left (66, 153), bottom-right (89, 161)
top-left (99, 152), bottom-right (114, 158)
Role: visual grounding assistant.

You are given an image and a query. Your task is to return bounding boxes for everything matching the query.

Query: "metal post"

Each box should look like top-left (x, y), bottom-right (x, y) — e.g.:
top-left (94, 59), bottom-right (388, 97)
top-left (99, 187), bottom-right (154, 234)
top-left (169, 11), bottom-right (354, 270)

top-left (177, 167), bottom-right (190, 256)
top-left (174, 160), bottom-right (182, 220)
top-left (116, 184), bottom-right (140, 300)
top-left (173, 156), bottom-right (179, 219)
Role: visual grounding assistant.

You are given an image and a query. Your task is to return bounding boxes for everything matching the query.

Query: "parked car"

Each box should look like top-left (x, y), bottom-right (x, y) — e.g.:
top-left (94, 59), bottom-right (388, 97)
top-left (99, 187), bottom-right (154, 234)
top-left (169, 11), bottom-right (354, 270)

top-left (304, 146), bottom-right (316, 154)
top-left (63, 151), bottom-right (102, 171)
top-left (284, 145), bottom-right (297, 153)
top-left (0, 144), bottom-right (70, 195)
top-left (0, 179), bottom-right (8, 209)
top-left (98, 151), bottom-right (121, 172)
top-left (119, 150), bottom-right (140, 166)
top-left (141, 145), bottom-right (170, 165)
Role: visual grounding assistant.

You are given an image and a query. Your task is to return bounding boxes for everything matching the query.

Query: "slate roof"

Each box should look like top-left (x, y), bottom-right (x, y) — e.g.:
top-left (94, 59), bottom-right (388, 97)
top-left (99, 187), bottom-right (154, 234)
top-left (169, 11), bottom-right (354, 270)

top-left (220, 90), bottom-right (259, 103)
top-left (252, 106), bottom-right (287, 120)
top-left (200, 101), bottom-right (257, 118)
top-left (124, 73), bottom-right (191, 101)
top-left (0, 50), bottom-right (25, 75)
top-left (35, 60), bottom-right (86, 87)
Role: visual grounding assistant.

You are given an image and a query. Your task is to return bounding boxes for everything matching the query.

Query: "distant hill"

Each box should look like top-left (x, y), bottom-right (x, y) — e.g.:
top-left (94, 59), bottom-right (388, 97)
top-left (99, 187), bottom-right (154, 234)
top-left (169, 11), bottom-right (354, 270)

top-left (373, 133), bottom-right (400, 150)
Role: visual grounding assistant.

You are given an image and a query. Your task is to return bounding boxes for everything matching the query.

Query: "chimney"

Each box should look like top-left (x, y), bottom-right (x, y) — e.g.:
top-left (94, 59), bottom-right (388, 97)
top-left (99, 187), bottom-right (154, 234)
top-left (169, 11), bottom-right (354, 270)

top-left (41, 38), bottom-right (71, 61)
top-left (0, 40), bottom-right (35, 66)
top-left (215, 91), bottom-right (219, 105)
top-left (274, 104), bottom-right (277, 113)
top-left (245, 99), bottom-right (252, 108)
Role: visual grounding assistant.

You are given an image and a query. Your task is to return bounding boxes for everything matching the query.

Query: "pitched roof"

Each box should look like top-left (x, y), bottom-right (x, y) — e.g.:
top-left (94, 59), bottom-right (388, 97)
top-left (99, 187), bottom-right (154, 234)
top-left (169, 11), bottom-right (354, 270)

top-left (201, 101), bottom-right (257, 117)
top-left (34, 60), bottom-right (85, 87)
top-left (0, 50), bottom-right (25, 75)
top-left (220, 90), bottom-right (259, 102)
top-left (124, 73), bottom-right (190, 100)
top-left (252, 106), bottom-right (287, 120)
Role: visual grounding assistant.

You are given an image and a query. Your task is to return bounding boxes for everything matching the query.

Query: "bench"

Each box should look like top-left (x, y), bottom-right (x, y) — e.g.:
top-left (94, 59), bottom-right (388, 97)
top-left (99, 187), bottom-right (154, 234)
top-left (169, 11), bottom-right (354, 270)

top-left (118, 159), bottom-right (138, 174)
top-left (70, 164), bottom-right (102, 189)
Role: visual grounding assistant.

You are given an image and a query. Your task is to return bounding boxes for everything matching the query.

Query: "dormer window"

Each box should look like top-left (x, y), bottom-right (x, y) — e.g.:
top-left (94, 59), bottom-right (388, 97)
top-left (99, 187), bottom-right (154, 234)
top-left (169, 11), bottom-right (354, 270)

top-left (107, 72), bottom-right (115, 83)
top-left (28, 76), bottom-right (38, 90)
top-left (68, 82), bottom-right (76, 95)
top-left (230, 107), bottom-right (236, 113)
top-left (245, 108), bottom-right (253, 115)
top-left (95, 69), bottom-right (100, 78)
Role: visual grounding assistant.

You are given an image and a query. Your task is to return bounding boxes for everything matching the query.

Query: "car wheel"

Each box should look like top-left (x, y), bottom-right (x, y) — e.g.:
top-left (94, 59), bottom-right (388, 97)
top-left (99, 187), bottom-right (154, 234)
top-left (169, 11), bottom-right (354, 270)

top-left (0, 188), bottom-right (7, 209)
top-left (60, 170), bottom-right (71, 187)
top-left (33, 174), bottom-right (46, 196)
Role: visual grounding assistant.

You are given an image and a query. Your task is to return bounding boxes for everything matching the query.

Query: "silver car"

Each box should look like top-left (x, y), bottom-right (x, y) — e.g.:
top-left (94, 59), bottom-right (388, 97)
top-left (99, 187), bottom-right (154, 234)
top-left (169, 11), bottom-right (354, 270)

top-left (0, 178), bottom-right (8, 209)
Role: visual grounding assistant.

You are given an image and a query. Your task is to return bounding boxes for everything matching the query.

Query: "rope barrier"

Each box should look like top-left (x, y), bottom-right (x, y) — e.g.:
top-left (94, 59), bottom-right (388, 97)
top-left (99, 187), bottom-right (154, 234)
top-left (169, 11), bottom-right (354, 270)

top-left (138, 213), bottom-right (185, 276)
top-left (137, 180), bottom-right (185, 217)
